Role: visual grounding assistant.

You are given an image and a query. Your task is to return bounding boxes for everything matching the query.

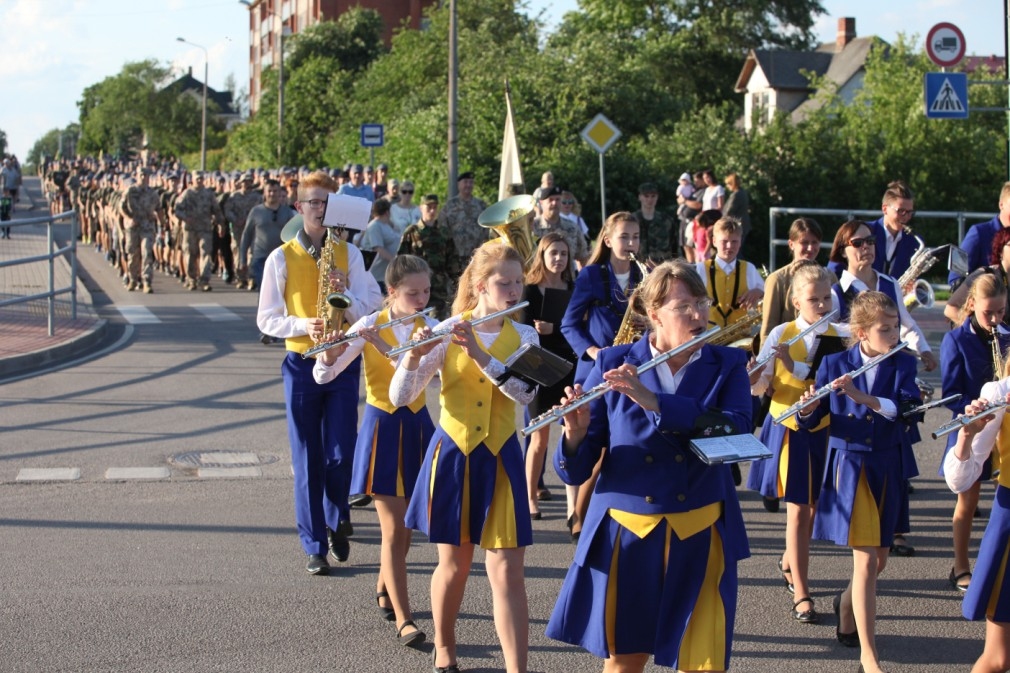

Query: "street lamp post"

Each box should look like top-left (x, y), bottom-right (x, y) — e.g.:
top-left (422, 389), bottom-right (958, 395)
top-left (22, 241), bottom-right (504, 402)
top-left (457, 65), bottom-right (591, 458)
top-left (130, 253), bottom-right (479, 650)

top-left (176, 37), bottom-right (208, 171)
top-left (240, 0), bottom-right (285, 161)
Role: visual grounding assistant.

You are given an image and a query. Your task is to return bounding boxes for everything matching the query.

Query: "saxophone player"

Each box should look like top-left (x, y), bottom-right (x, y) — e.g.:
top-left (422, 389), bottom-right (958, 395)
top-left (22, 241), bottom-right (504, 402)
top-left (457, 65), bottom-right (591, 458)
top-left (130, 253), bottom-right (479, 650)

top-left (256, 171), bottom-right (382, 575)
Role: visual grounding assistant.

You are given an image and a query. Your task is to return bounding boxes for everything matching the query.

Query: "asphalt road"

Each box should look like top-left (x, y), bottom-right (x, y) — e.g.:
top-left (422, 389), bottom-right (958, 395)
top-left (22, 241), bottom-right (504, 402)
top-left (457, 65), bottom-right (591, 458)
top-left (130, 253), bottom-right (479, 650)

top-left (0, 221), bottom-right (987, 672)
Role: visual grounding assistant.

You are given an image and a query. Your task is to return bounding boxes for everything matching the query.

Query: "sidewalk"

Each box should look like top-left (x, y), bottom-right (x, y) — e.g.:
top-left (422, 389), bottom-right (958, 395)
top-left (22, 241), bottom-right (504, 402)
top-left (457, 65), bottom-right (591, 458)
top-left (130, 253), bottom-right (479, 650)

top-left (0, 178), bottom-right (107, 379)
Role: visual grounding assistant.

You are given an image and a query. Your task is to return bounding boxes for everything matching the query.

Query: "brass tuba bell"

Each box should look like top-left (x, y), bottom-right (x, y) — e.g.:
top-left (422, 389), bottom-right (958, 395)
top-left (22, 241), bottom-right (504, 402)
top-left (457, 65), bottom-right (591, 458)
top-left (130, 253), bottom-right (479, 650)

top-left (477, 194), bottom-right (537, 269)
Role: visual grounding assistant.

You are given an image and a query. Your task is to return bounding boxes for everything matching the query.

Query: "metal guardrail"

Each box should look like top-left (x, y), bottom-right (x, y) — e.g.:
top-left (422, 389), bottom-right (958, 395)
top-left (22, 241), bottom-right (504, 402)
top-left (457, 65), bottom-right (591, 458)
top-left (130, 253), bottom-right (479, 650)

top-left (0, 210), bottom-right (78, 336)
top-left (767, 207), bottom-right (994, 272)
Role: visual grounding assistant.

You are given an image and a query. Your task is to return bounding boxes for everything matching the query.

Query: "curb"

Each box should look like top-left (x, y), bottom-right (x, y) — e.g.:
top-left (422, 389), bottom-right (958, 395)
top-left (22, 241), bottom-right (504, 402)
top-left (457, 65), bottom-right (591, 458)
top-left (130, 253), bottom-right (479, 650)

top-left (0, 318), bottom-right (111, 379)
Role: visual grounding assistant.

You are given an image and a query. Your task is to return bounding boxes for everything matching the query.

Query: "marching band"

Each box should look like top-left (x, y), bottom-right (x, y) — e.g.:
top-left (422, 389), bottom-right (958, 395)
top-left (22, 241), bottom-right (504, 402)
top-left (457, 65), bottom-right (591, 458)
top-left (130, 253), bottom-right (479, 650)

top-left (266, 174), bottom-right (1009, 673)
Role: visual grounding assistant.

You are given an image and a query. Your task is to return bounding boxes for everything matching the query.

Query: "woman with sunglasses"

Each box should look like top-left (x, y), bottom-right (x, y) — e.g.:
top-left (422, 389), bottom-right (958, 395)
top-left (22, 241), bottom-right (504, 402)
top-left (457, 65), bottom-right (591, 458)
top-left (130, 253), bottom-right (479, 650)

top-left (828, 219), bottom-right (936, 559)
top-left (391, 180), bottom-right (421, 234)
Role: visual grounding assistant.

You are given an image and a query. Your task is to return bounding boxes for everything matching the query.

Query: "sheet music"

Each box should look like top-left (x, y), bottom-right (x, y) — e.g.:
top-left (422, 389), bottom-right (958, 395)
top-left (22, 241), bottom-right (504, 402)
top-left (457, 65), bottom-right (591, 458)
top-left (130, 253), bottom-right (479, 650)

top-left (689, 435), bottom-right (772, 465)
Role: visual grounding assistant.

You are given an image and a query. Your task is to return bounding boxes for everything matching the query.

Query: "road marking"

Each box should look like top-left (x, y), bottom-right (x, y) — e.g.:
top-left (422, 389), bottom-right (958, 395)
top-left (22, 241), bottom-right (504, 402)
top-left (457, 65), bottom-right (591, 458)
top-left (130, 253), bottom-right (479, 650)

top-left (198, 466), bottom-right (263, 478)
top-left (16, 467), bottom-right (81, 481)
top-left (105, 467), bottom-right (171, 480)
top-left (117, 305), bottom-right (161, 324)
top-left (191, 303), bottom-right (242, 322)
top-left (199, 451), bottom-right (260, 465)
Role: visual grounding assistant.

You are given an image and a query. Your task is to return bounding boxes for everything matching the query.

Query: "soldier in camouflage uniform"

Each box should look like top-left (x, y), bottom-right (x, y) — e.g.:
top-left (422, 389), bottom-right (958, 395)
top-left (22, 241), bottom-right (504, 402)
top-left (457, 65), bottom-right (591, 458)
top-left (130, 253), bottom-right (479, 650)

top-left (120, 168), bottom-right (161, 293)
top-left (174, 171), bottom-right (224, 291)
top-left (532, 185), bottom-right (589, 269)
top-left (632, 181), bottom-right (674, 261)
top-left (437, 171), bottom-right (488, 275)
top-left (224, 172), bottom-right (263, 288)
top-left (398, 193), bottom-right (457, 318)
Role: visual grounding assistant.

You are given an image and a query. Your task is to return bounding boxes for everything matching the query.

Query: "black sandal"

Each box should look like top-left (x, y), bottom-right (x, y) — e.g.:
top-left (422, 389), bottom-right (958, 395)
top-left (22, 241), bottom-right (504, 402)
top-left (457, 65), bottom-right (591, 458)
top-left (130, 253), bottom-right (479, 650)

top-left (890, 535), bottom-right (915, 557)
top-left (376, 591), bottom-right (395, 622)
top-left (792, 597), bottom-right (818, 623)
top-left (832, 591), bottom-right (859, 648)
top-left (949, 567), bottom-right (972, 593)
top-left (397, 620), bottom-right (426, 647)
top-left (777, 558), bottom-right (795, 595)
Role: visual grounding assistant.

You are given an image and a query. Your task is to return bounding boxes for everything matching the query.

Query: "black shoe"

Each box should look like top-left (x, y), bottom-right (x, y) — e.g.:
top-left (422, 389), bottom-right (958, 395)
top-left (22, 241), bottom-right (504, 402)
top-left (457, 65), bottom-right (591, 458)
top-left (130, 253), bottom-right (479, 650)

top-left (949, 567), bottom-right (972, 593)
top-left (731, 462), bottom-right (742, 486)
top-left (397, 620), bottom-right (426, 647)
top-left (792, 597), bottom-right (818, 623)
top-left (778, 559), bottom-right (795, 595)
top-left (338, 520), bottom-right (354, 537)
top-left (305, 553), bottom-right (329, 575)
top-left (349, 493), bottom-right (373, 508)
top-left (376, 591), bottom-right (396, 622)
top-left (763, 496), bottom-right (780, 513)
top-left (327, 526), bottom-right (350, 562)
top-left (975, 505), bottom-right (985, 519)
top-left (432, 650), bottom-right (461, 673)
top-left (890, 535), bottom-right (915, 557)
top-left (530, 511), bottom-right (542, 520)
top-left (833, 592), bottom-right (859, 647)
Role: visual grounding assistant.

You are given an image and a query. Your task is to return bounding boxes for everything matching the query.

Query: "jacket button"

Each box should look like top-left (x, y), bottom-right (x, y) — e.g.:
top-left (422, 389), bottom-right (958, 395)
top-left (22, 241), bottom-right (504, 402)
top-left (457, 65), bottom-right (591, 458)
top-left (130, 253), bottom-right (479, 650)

top-left (559, 459), bottom-right (567, 469)
top-left (645, 455), bottom-right (654, 463)
top-left (847, 413), bottom-right (854, 418)
top-left (677, 494), bottom-right (686, 502)
top-left (675, 454), bottom-right (684, 463)
top-left (476, 401), bottom-right (483, 407)
top-left (475, 426), bottom-right (482, 432)
top-left (645, 496), bottom-right (654, 504)
top-left (865, 414), bottom-right (872, 421)
top-left (479, 377), bottom-right (485, 383)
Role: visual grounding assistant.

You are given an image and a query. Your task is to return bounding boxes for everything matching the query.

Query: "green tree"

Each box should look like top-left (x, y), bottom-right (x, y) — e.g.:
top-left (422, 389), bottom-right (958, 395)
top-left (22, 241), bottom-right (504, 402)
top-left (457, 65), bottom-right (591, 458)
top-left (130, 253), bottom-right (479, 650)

top-left (77, 59), bottom-right (219, 159)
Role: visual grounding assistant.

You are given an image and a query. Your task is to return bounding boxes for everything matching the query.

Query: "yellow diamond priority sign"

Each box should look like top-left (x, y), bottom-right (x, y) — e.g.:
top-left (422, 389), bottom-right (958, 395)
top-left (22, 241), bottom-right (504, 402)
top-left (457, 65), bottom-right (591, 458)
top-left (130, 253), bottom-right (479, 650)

top-left (581, 113), bottom-right (621, 154)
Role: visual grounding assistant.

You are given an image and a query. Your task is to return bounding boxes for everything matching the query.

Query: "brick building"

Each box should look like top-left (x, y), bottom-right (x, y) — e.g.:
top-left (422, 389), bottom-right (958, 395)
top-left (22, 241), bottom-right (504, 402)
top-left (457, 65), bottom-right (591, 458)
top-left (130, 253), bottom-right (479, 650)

top-left (244, 0), bottom-right (433, 113)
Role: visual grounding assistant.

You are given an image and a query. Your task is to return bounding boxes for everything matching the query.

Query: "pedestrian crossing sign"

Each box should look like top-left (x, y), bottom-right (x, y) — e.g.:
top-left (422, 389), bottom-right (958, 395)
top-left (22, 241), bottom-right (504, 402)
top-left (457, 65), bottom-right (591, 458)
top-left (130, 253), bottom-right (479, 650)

top-left (924, 72), bottom-right (968, 119)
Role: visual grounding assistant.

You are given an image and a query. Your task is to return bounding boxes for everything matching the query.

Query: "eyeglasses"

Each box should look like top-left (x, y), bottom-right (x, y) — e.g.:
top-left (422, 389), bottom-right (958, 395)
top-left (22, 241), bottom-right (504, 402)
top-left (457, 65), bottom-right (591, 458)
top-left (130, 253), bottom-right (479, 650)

top-left (299, 199), bottom-right (327, 209)
top-left (561, 200), bottom-right (575, 205)
top-left (660, 298), bottom-right (712, 316)
top-left (848, 236), bottom-right (876, 249)
top-left (401, 190), bottom-right (414, 194)
top-left (890, 206), bottom-right (915, 217)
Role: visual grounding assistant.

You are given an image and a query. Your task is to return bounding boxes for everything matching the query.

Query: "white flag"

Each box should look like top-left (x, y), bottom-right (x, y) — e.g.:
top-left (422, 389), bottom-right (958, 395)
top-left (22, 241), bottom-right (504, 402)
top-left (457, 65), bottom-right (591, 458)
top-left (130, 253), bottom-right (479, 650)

top-left (498, 82), bottom-right (524, 202)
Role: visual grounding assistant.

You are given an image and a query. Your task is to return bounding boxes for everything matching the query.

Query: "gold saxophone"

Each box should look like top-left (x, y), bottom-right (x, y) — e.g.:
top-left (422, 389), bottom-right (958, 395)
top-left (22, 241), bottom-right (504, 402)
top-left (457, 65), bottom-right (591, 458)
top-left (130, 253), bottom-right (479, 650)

top-left (613, 253), bottom-right (653, 345)
top-left (316, 234), bottom-right (352, 338)
top-left (993, 326), bottom-right (1005, 381)
top-left (708, 305), bottom-right (762, 351)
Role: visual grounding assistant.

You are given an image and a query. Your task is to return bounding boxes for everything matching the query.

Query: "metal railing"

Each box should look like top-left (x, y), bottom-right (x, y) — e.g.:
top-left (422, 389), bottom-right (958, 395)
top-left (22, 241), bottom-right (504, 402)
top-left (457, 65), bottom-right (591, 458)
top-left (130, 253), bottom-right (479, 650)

top-left (767, 207), bottom-right (994, 272)
top-left (0, 210), bottom-right (78, 336)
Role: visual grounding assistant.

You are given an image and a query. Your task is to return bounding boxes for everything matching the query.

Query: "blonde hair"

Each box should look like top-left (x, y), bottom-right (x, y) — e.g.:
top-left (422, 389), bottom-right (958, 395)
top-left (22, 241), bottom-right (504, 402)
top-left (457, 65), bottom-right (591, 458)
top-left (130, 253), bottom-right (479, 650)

top-left (847, 291), bottom-right (897, 348)
top-left (638, 260), bottom-right (707, 330)
top-left (712, 216), bottom-right (743, 237)
top-left (383, 255), bottom-right (431, 308)
top-left (451, 242), bottom-right (525, 315)
top-left (960, 272), bottom-right (1008, 324)
top-left (587, 212), bottom-right (638, 266)
top-left (298, 170), bottom-right (336, 199)
top-left (789, 261), bottom-right (831, 297)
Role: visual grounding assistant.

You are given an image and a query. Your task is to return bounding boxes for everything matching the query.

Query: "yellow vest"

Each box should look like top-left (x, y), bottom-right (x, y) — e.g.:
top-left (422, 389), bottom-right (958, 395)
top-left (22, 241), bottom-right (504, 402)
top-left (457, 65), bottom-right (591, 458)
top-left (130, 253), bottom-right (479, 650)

top-left (994, 412), bottom-right (1010, 486)
top-left (281, 237), bottom-right (348, 354)
top-left (768, 320), bottom-right (838, 432)
top-left (706, 259), bottom-right (751, 327)
top-left (364, 308), bottom-right (427, 414)
top-left (439, 314), bottom-right (520, 456)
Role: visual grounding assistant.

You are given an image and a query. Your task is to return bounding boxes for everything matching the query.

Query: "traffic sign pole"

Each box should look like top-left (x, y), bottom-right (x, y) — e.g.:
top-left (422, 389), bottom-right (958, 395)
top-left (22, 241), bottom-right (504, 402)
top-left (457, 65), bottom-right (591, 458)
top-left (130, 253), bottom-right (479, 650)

top-left (598, 154), bottom-right (606, 224)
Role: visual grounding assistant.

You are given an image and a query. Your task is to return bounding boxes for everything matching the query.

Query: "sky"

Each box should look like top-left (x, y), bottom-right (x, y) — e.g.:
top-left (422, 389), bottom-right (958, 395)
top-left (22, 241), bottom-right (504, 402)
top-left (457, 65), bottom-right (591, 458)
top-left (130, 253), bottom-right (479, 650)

top-left (1, 0), bottom-right (1004, 162)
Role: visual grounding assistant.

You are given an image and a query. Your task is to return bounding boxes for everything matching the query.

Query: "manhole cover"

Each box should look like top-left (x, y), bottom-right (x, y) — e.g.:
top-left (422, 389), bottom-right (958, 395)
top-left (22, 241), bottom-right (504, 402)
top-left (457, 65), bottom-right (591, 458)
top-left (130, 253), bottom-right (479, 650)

top-left (169, 451), bottom-right (279, 468)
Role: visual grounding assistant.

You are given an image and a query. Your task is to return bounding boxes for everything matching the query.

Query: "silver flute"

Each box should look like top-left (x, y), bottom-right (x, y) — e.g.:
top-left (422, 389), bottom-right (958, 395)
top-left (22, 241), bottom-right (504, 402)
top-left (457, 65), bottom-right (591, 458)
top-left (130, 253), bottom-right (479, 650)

top-left (772, 340), bottom-right (910, 425)
top-left (520, 325), bottom-right (722, 437)
top-left (302, 307), bottom-right (435, 359)
top-left (747, 309), bottom-right (839, 376)
top-left (902, 394), bottom-right (960, 419)
top-left (385, 301), bottom-right (529, 358)
top-left (930, 398), bottom-right (1010, 440)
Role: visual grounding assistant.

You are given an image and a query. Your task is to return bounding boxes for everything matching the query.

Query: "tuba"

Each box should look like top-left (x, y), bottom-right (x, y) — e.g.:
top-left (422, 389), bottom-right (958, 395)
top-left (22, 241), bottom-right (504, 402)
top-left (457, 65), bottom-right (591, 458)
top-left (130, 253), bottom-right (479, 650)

top-left (613, 253), bottom-right (653, 345)
top-left (478, 194), bottom-right (537, 270)
top-left (316, 233), bottom-right (353, 338)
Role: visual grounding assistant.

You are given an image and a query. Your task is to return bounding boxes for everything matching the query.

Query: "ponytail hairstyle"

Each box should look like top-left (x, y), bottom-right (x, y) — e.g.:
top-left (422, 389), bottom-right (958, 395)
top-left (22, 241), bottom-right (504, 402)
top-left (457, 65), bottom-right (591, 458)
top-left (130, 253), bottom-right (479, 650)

top-left (960, 272), bottom-right (1007, 325)
top-left (587, 211), bottom-right (639, 266)
top-left (383, 254), bottom-right (431, 308)
top-left (451, 242), bottom-right (525, 315)
top-left (846, 291), bottom-right (898, 348)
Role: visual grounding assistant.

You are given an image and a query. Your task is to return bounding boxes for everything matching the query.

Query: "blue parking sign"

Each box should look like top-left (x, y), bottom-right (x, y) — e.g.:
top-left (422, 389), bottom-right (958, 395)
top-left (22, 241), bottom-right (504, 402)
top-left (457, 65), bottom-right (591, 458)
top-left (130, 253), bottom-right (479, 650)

top-left (924, 72), bottom-right (968, 119)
